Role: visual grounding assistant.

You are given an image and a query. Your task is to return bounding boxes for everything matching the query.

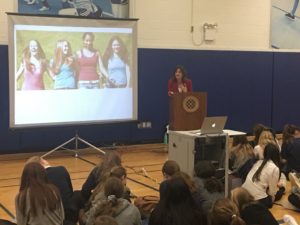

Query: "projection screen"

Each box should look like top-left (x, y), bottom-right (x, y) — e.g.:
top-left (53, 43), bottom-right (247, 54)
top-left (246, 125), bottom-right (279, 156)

top-left (7, 13), bottom-right (138, 128)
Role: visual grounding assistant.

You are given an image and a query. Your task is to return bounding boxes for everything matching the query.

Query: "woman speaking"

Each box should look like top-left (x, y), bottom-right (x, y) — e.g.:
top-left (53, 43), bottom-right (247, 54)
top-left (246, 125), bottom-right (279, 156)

top-left (168, 65), bottom-right (193, 96)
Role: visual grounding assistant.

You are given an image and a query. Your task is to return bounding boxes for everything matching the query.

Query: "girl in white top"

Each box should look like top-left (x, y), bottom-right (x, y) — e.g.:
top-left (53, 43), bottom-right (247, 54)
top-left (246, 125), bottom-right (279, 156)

top-left (242, 143), bottom-right (281, 208)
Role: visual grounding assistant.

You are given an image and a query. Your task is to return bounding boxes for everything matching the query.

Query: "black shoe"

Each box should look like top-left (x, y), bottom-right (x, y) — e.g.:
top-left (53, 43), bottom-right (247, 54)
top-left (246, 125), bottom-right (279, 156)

top-left (285, 13), bottom-right (295, 20)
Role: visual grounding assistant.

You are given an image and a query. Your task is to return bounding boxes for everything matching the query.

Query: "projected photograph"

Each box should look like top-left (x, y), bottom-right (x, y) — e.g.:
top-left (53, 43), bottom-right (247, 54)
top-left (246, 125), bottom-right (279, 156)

top-left (271, 0), bottom-right (300, 49)
top-left (17, 0), bottom-right (129, 18)
top-left (15, 30), bottom-right (132, 90)
top-left (8, 14), bottom-right (137, 128)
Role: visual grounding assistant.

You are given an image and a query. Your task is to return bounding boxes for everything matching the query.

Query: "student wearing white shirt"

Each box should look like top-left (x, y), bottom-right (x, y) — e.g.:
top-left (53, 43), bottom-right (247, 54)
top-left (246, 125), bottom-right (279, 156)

top-left (242, 143), bottom-right (281, 208)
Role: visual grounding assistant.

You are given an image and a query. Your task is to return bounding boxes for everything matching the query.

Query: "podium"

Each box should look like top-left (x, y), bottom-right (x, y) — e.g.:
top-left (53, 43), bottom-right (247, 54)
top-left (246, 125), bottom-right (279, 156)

top-left (169, 92), bottom-right (207, 131)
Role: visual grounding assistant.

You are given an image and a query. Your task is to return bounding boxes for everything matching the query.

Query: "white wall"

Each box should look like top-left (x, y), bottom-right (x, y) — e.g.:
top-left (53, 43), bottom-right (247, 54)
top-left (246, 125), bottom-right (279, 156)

top-left (130, 0), bottom-right (271, 50)
top-left (1, 0), bottom-right (271, 50)
top-left (0, 1), bottom-right (16, 45)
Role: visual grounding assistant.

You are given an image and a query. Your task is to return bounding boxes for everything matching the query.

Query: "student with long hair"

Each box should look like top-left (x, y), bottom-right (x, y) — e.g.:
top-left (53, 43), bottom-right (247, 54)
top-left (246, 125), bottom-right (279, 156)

top-left (49, 40), bottom-right (77, 89)
top-left (76, 32), bottom-right (109, 89)
top-left (253, 130), bottom-right (277, 160)
top-left (81, 166), bottom-right (131, 224)
top-left (231, 187), bottom-right (278, 225)
top-left (26, 156), bottom-right (80, 225)
top-left (209, 198), bottom-right (246, 225)
top-left (250, 123), bottom-right (267, 148)
top-left (15, 162), bottom-right (64, 225)
top-left (81, 151), bottom-right (122, 202)
top-left (166, 171), bottom-right (204, 211)
top-left (159, 160), bottom-right (180, 198)
top-left (102, 36), bottom-right (131, 88)
top-left (242, 143), bottom-right (281, 208)
top-left (167, 65), bottom-right (192, 96)
top-left (16, 39), bottom-right (48, 90)
top-left (281, 124), bottom-right (300, 174)
top-left (149, 176), bottom-right (204, 225)
top-left (229, 135), bottom-right (255, 178)
top-left (85, 177), bottom-right (141, 225)
top-left (282, 124), bottom-right (299, 147)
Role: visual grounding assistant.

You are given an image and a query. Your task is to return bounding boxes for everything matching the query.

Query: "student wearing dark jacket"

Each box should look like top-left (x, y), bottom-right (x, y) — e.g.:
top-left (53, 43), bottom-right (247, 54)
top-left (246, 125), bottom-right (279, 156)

top-left (150, 176), bottom-right (204, 225)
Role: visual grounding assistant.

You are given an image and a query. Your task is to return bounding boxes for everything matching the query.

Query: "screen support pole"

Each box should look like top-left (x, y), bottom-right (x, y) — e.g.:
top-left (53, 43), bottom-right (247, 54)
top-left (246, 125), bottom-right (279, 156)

top-left (41, 130), bottom-right (105, 158)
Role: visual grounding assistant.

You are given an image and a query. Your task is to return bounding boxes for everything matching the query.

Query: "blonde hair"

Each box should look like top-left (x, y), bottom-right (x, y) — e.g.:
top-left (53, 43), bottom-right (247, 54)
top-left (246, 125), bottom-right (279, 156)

top-left (258, 130), bottom-right (276, 149)
top-left (230, 143), bottom-right (254, 169)
top-left (231, 187), bottom-right (254, 211)
top-left (51, 40), bottom-right (75, 75)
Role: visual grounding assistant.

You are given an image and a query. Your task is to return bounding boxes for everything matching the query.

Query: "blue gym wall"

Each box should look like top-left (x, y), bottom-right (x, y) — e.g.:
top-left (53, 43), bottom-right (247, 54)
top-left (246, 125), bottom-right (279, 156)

top-left (1, 45), bottom-right (300, 153)
top-left (272, 52), bottom-right (300, 130)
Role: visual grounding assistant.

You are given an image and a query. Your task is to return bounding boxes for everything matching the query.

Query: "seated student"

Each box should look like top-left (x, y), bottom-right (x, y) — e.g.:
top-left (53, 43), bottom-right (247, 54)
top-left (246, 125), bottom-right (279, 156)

top-left (209, 198), bottom-right (246, 225)
top-left (149, 176), bottom-right (204, 225)
top-left (81, 166), bottom-right (131, 223)
top-left (15, 162), bottom-right (64, 225)
top-left (27, 156), bottom-right (81, 225)
top-left (281, 124), bottom-right (297, 175)
top-left (89, 166), bottom-right (131, 204)
top-left (231, 187), bottom-right (278, 225)
top-left (159, 160), bottom-right (180, 198)
top-left (242, 143), bottom-right (281, 208)
top-left (247, 131), bottom-right (286, 201)
top-left (253, 130), bottom-right (277, 160)
top-left (165, 171), bottom-right (204, 210)
top-left (162, 160), bottom-right (180, 179)
top-left (250, 124), bottom-right (280, 149)
top-left (229, 135), bottom-right (255, 179)
top-left (84, 177), bottom-right (141, 225)
top-left (281, 124), bottom-right (300, 174)
top-left (249, 123), bottom-right (267, 148)
top-left (167, 65), bottom-right (192, 96)
top-left (81, 151), bottom-right (122, 202)
top-left (193, 161), bottom-right (224, 214)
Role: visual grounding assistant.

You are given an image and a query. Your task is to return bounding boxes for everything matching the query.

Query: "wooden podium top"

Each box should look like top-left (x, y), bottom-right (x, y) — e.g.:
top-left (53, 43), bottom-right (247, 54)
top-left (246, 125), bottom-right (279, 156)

top-left (169, 92), bottom-right (207, 131)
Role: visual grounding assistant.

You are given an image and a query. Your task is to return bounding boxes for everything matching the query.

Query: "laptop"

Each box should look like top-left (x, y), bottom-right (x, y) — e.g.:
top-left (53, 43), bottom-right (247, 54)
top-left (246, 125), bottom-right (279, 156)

top-left (192, 116), bottom-right (228, 135)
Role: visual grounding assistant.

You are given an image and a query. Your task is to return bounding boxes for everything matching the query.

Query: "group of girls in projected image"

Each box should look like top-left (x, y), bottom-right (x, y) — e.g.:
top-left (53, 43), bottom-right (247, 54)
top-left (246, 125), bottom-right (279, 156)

top-left (16, 32), bottom-right (131, 90)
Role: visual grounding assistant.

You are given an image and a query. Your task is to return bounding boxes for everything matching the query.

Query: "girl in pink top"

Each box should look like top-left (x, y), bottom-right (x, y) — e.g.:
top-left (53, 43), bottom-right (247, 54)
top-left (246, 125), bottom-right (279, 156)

top-left (16, 40), bottom-right (47, 90)
top-left (168, 65), bottom-right (193, 96)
